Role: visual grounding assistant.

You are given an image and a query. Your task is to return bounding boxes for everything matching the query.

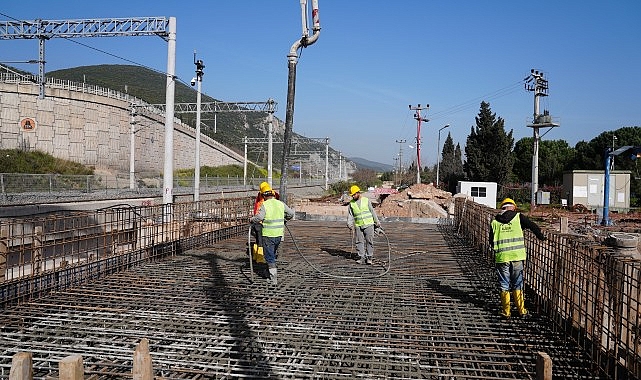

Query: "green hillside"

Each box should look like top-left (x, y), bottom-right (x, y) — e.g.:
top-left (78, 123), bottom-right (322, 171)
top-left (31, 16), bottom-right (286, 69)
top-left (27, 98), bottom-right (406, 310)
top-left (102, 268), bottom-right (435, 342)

top-left (47, 64), bottom-right (286, 165)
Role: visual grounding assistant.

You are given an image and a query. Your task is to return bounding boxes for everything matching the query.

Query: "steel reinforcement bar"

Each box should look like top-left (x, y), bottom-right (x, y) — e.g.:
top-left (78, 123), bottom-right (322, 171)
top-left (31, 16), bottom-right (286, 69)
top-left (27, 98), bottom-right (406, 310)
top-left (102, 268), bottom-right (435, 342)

top-left (0, 221), bottom-right (608, 378)
top-left (0, 197), bottom-right (252, 308)
top-left (454, 197), bottom-right (641, 379)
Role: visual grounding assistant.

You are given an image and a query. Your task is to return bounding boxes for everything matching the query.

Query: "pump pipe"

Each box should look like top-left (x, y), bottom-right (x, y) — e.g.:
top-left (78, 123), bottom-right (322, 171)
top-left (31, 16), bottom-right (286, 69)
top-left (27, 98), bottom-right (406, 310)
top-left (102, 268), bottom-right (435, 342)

top-left (280, 0), bottom-right (321, 204)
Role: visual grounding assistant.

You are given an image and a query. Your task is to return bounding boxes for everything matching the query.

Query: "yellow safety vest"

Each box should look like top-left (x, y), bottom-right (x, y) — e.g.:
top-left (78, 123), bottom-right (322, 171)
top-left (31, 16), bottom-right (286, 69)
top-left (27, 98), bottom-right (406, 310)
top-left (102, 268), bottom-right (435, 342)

top-left (350, 197), bottom-right (374, 227)
top-left (262, 198), bottom-right (285, 237)
top-left (491, 213), bottom-right (527, 263)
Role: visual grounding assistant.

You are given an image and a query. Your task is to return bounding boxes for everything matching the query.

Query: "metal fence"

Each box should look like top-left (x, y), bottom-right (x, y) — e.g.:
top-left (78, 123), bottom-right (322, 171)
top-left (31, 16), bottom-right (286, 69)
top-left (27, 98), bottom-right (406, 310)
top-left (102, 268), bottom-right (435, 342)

top-left (0, 197), bottom-right (253, 308)
top-left (0, 173), bottom-right (327, 195)
top-left (454, 197), bottom-right (641, 379)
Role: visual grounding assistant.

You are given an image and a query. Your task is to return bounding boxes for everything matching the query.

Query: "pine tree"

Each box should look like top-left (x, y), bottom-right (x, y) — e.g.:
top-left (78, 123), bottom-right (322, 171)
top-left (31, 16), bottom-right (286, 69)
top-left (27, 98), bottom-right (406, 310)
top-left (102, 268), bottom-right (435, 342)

top-left (464, 101), bottom-right (514, 185)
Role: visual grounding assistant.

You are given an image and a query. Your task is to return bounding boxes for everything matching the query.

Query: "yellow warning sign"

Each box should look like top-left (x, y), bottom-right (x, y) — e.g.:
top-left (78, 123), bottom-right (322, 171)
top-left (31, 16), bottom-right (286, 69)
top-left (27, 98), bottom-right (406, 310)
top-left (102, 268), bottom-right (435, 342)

top-left (20, 117), bottom-right (36, 131)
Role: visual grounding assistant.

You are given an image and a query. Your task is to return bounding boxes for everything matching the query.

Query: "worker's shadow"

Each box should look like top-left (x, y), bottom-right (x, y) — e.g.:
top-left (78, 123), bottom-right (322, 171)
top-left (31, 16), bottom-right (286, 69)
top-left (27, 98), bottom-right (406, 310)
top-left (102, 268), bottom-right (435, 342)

top-left (321, 246), bottom-right (357, 260)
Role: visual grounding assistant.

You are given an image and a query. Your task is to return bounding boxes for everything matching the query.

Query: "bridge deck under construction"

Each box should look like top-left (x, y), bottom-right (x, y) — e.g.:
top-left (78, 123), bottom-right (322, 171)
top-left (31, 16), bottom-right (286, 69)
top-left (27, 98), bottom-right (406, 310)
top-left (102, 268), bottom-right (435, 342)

top-left (0, 221), bottom-right (605, 379)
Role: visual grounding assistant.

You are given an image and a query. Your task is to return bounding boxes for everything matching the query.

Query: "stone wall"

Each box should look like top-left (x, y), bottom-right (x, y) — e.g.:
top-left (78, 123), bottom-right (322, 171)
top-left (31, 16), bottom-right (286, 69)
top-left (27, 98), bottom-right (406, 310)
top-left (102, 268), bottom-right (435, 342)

top-left (0, 81), bottom-right (244, 174)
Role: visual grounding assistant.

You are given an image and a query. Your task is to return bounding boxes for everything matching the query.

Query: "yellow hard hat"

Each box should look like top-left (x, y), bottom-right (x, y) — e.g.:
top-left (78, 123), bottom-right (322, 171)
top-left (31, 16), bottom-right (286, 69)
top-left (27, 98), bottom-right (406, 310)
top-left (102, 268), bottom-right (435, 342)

top-left (259, 182), bottom-right (271, 193)
top-left (349, 185), bottom-right (361, 196)
top-left (499, 198), bottom-right (516, 208)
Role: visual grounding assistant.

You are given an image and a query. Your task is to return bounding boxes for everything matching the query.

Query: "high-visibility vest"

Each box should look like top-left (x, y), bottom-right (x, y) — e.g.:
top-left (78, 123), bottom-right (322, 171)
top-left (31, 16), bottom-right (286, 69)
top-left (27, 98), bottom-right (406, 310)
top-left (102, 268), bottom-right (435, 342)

top-left (350, 197), bottom-right (374, 227)
top-left (262, 198), bottom-right (285, 237)
top-left (491, 213), bottom-right (527, 263)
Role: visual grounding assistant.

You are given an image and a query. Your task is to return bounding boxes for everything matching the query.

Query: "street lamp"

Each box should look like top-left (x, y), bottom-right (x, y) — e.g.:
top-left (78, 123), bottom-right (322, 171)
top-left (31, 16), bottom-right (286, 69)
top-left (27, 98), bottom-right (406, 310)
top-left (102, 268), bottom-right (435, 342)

top-left (436, 124), bottom-right (450, 189)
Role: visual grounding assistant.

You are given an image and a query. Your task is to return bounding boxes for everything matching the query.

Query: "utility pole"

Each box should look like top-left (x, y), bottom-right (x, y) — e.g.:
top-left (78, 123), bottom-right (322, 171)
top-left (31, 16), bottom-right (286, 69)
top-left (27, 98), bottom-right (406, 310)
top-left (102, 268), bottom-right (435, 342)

top-left (395, 139), bottom-right (406, 184)
top-left (409, 104), bottom-right (429, 184)
top-left (525, 69), bottom-right (558, 210)
top-left (192, 52), bottom-right (205, 203)
top-left (393, 156), bottom-right (399, 185)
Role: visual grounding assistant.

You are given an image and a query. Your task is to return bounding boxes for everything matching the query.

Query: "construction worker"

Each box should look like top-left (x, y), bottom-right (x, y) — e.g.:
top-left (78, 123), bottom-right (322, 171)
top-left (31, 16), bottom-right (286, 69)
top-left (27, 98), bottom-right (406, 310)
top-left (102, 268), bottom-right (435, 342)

top-left (347, 185), bottom-right (381, 265)
top-left (250, 185), bottom-right (294, 285)
top-left (490, 197), bottom-right (546, 318)
top-left (250, 182), bottom-right (279, 263)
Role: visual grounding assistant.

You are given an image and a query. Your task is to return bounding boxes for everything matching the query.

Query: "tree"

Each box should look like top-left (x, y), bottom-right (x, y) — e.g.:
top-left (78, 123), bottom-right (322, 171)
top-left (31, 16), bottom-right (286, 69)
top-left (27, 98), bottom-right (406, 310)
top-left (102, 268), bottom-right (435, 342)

top-left (513, 138), bottom-right (575, 186)
top-left (464, 101), bottom-right (514, 185)
top-left (350, 168), bottom-right (380, 189)
top-left (439, 133), bottom-right (465, 193)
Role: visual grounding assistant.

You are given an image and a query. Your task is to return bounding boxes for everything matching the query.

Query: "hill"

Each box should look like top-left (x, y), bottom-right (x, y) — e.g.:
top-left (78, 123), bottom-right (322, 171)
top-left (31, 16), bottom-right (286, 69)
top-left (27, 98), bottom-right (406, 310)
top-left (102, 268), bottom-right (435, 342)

top-left (349, 157), bottom-right (393, 172)
top-left (46, 65), bottom-right (350, 172)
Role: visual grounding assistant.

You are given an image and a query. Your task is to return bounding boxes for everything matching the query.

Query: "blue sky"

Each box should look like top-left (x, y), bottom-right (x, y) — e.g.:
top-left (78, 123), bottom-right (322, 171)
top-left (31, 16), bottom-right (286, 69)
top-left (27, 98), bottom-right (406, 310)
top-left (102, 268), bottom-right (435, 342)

top-left (2, 1), bottom-right (640, 168)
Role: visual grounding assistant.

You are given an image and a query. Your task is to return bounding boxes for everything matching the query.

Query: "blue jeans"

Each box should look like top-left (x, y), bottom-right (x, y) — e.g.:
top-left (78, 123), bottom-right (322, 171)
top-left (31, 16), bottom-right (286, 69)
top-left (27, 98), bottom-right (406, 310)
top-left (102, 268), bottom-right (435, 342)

top-left (496, 260), bottom-right (525, 291)
top-left (262, 236), bottom-right (281, 268)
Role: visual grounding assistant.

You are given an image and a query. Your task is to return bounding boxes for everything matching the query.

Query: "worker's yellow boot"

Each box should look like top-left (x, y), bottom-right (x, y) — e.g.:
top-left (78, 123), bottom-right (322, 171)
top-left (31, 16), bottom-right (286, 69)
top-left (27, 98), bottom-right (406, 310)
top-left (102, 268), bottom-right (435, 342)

top-left (255, 246), bottom-right (266, 264)
top-left (251, 243), bottom-right (258, 261)
top-left (513, 290), bottom-right (528, 317)
top-left (499, 291), bottom-right (511, 318)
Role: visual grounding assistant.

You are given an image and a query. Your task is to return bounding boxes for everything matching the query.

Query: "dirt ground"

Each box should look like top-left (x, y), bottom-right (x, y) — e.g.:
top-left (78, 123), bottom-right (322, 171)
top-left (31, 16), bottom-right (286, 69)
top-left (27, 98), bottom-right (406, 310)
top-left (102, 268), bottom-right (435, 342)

top-left (292, 183), bottom-right (641, 240)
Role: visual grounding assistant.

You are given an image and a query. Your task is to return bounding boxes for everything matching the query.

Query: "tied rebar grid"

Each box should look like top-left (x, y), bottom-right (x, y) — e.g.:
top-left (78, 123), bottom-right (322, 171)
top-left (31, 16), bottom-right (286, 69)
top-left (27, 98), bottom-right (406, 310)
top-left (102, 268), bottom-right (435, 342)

top-left (0, 221), bottom-right (605, 379)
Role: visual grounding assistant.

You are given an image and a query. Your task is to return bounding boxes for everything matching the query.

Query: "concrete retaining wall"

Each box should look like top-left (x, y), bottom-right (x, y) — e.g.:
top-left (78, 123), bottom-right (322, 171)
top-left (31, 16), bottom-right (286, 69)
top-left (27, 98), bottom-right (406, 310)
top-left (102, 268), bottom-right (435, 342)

top-left (0, 80), bottom-right (245, 174)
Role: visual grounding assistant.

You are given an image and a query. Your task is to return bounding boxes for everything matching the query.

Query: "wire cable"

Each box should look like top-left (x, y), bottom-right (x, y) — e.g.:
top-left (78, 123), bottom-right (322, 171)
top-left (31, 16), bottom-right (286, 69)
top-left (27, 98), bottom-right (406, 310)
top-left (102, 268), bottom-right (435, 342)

top-left (285, 223), bottom-right (392, 280)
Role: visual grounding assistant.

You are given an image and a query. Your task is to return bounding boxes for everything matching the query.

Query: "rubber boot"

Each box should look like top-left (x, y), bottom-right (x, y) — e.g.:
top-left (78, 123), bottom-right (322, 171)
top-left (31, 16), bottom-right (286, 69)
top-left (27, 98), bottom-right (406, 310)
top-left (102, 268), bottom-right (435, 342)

top-left (499, 291), bottom-right (511, 318)
top-left (513, 290), bottom-right (528, 317)
top-left (251, 244), bottom-right (258, 261)
top-left (268, 268), bottom-right (278, 285)
top-left (256, 246), bottom-right (266, 264)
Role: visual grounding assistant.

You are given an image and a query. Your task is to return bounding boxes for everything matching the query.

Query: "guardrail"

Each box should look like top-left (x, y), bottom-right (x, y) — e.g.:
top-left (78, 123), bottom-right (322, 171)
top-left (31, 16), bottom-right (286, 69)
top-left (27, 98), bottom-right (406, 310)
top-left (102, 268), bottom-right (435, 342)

top-left (0, 72), bottom-right (146, 105)
top-left (0, 197), bottom-right (253, 308)
top-left (454, 197), bottom-right (641, 378)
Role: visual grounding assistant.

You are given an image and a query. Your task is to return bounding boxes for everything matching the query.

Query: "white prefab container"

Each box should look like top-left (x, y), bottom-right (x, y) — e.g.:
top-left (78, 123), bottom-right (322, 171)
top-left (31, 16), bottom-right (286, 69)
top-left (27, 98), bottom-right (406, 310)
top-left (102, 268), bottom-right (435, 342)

top-left (562, 170), bottom-right (631, 211)
top-left (456, 181), bottom-right (498, 209)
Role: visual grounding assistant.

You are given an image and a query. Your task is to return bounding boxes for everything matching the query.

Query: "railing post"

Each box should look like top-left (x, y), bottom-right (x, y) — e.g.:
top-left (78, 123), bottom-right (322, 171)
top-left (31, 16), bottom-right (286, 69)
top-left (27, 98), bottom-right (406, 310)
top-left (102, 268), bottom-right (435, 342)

top-left (9, 352), bottom-right (32, 380)
top-left (59, 355), bottom-right (84, 380)
top-left (536, 352), bottom-right (552, 380)
top-left (0, 225), bottom-right (8, 282)
top-left (33, 226), bottom-right (43, 274)
top-left (133, 338), bottom-right (154, 380)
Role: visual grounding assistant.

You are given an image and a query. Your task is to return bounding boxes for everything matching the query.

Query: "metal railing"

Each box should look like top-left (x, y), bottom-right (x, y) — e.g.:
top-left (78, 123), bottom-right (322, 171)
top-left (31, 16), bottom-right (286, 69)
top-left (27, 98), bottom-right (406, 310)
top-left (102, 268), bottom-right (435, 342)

top-left (0, 173), bottom-right (327, 194)
top-left (0, 72), bottom-right (145, 105)
top-left (454, 197), bottom-right (640, 378)
top-left (0, 197), bottom-right (253, 308)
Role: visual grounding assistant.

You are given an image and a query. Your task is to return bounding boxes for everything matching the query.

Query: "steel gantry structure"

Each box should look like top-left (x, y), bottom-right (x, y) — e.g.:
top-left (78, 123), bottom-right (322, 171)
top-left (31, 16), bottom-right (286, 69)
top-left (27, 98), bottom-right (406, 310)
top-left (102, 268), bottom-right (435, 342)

top-left (0, 17), bottom-right (171, 99)
top-left (153, 99), bottom-right (277, 198)
top-left (0, 16), bottom-right (179, 207)
top-left (243, 136), bottom-right (332, 190)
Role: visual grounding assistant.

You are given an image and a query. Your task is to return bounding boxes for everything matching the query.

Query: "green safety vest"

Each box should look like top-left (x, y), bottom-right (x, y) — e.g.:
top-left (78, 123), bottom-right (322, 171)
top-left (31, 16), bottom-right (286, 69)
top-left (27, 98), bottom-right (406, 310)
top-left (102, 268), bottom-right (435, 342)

top-left (491, 213), bottom-right (527, 263)
top-left (350, 197), bottom-right (374, 227)
top-left (262, 198), bottom-right (285, 237)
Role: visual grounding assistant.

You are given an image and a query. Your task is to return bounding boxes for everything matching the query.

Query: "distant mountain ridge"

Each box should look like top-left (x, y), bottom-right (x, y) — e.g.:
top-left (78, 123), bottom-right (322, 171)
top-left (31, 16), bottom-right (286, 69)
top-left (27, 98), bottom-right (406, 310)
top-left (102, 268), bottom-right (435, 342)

top-left (349, 157), bottom-right (393, 172)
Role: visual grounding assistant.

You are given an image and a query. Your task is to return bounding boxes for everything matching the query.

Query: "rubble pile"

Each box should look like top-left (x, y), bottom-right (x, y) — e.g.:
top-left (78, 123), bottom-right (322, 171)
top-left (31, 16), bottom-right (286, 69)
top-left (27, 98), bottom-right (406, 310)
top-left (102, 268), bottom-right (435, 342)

top-left (295, 183), bottom-right (471, 219)
top-left (376, 183), bottom-right (458, 218)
